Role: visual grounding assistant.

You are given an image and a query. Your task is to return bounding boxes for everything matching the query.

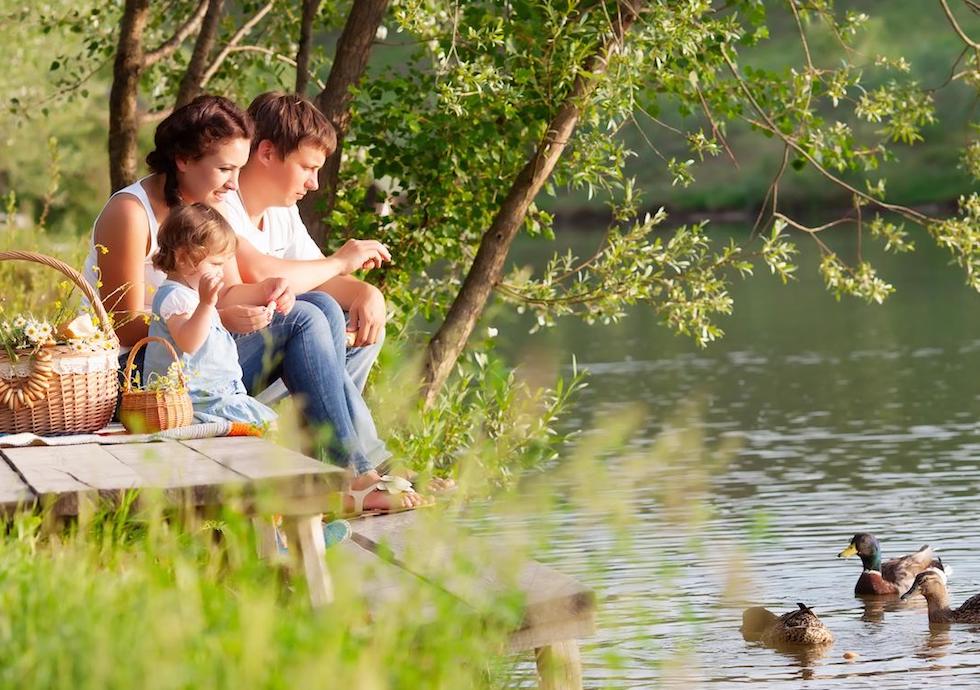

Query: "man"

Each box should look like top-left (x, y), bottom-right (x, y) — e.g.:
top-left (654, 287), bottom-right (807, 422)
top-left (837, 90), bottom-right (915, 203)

top-left (223, 91), bottom-right (439, 513)
top-left (225, 92), bottom-right (389, 392)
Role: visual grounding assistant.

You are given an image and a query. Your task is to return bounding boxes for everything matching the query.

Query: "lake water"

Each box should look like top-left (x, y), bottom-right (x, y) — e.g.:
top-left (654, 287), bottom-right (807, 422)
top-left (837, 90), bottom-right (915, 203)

top-left (491, 225), bottom-right (980, 688)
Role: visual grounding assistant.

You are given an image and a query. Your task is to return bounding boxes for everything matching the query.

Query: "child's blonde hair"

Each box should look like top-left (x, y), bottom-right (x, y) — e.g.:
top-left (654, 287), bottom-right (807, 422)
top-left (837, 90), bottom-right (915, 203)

top-left (153, 203), bottom-right (237, 273)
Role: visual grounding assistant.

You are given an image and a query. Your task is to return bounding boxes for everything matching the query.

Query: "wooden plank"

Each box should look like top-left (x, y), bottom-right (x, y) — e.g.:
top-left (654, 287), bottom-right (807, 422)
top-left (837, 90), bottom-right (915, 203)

top-left (282, 514), bottom-right (333, 607)
top-left (0, 452), bottom-right (36, 511)
top-left (102, 441), bottom-right (245, 505)
top-left (349, 512), bottom-right (596, 641)
top-left (180, 437), bottom-right (344, 487)
top-left (535, 641), bottom-right (583, 690)
top-left (337, 540), bottom-right (440, 622)
top-left (2, 444), bottom-right (143, 516)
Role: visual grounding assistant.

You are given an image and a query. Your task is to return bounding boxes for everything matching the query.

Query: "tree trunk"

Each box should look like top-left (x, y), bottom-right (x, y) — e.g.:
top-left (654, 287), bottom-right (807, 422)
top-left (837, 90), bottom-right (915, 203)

top-left (175, 0), bottom-right (225, 108)
top-left (420, 0), bottom-right (647, 407)
top-left (108, 0), bottom-right (151, 191)
top-left (299, 0), bottom-right (389, 247)
top-left (295, 0), bottom-right (322, 95)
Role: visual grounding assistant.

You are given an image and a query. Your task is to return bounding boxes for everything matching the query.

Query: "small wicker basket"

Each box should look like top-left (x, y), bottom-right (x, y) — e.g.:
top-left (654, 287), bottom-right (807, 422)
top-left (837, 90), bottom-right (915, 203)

top-left (0, 250), bottom-right (119, 435)
top-left (119, 336), bottom-right (194, 433)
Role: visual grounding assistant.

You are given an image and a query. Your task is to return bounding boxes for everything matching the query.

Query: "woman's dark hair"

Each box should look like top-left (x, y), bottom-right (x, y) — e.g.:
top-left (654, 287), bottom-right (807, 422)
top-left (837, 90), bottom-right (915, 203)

top-left (145, 95), bottom-right (254, 207)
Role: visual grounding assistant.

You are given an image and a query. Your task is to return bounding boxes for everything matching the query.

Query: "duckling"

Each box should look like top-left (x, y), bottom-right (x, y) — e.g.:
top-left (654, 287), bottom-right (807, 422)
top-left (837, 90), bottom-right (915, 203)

top-left (741, 602), bottom-right (834, 647)
top-left (838, 533), bottom-right (944, 596)
top-left (901, 569), bottom-right (980, 624)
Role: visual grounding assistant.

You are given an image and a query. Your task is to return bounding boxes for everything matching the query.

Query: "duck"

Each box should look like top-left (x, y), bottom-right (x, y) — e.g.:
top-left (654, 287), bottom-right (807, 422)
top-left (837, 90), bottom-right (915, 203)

top-left (901, 569), bottom-right (980, 624)
top-left (741, 602), bottom-right (834, 647)
top-left (837, 533), bottom-right (945, 596)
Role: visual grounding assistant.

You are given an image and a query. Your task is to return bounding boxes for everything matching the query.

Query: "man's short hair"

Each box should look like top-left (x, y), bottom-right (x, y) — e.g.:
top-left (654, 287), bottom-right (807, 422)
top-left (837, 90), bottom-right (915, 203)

top-left (247, 91), bottom-right (337, 157)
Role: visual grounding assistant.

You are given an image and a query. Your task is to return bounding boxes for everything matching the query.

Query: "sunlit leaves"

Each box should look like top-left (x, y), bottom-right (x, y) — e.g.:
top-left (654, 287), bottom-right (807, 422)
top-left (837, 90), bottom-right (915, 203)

top-left (819, 253), bottom-right (894, 304)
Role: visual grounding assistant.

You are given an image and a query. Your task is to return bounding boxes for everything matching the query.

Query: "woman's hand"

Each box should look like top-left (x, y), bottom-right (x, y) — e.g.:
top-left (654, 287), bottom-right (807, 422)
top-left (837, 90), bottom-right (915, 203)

top-left (218, 304), bottom-right (272, 334)
top-left (331, 239), bottom-right (391, 275)
top-left (347, 283), bottom-right (386, 347)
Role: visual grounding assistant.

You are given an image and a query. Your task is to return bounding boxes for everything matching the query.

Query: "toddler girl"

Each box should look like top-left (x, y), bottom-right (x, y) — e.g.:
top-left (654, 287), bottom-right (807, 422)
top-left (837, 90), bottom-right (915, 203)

top-left (144, 203), bottom-right (277, 427)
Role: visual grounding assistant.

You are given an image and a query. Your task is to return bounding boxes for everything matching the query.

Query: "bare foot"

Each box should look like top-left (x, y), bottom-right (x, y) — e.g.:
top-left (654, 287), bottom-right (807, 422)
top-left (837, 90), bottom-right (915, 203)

top-left (345, 470), bottom-right (433, 514)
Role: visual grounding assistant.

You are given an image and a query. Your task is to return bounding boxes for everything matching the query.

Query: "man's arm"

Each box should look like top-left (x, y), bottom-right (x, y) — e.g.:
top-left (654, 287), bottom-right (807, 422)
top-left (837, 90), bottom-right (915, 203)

top-left (236, 235), bottom-right (391, 295)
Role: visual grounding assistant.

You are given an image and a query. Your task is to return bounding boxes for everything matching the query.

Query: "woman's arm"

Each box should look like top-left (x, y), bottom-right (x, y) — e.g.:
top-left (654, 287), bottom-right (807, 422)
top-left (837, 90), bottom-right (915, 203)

top-left (214, 250), bottom-right (292, 333)
top-left (93, 196), bottom-right (152, 347)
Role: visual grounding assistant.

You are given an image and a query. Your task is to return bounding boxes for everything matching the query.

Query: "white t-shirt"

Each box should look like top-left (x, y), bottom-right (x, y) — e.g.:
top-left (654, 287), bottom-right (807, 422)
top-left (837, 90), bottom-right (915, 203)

top-left (223, 190), bottom-right (323, 261)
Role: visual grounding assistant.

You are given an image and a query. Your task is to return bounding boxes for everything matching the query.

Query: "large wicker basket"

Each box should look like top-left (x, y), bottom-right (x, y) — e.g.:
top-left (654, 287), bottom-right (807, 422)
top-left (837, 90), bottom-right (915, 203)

top-left (119, 336), bottom-right (194, 433)
top-left (0, 251), bottom-right (119, 436)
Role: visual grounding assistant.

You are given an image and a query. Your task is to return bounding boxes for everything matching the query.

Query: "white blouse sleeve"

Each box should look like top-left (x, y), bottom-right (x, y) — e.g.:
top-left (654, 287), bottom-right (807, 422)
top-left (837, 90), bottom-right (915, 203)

top-left (157, 287), bottom-right (199, 320)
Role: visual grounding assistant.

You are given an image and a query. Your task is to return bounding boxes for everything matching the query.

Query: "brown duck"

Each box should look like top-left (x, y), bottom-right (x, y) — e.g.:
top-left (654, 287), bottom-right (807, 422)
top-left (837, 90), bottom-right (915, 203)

top-left (838, 533), bottom-right (944, 596)
top-left (902, 569), bottom-right (980, 624)
top-left (741, 603), bottom-right (834, 647)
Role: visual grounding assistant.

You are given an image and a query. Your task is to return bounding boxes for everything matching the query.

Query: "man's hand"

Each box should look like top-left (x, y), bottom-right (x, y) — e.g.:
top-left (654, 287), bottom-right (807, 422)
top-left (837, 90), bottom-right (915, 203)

top-left (219, 304), bottom-right (272, 334)
top-left (260, 277), bottom-right (295, 315)
top-left (332, 239), bottom-right (391, 275)
top-left (347, 283), bottom-right (386, 347)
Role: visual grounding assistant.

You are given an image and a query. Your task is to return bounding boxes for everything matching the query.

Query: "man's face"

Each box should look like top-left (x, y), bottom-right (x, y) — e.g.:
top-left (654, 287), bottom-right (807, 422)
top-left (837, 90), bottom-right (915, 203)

top-left (270, 141), bottom-right (328, 206)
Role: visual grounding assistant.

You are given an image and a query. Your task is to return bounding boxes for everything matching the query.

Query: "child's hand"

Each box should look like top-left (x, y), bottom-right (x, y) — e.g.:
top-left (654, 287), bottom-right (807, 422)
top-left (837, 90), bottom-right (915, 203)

top-left (199, 272), bottom-right (224, 306)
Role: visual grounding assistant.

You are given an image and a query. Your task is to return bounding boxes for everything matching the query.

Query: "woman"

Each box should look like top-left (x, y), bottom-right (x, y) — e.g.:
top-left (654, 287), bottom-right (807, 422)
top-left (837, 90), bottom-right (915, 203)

top-left (85, 95), bottom-right (425, 513)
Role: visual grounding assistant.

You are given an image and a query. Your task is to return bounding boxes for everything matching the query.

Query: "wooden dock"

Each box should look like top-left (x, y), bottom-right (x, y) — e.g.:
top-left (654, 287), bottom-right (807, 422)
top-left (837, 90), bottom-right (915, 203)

top-left (0, 436), bottom-right (596, 689)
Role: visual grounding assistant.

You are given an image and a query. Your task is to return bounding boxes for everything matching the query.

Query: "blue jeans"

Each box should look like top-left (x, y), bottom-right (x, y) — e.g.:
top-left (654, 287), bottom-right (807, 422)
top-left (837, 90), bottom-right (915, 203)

top-left (235, 292), bottom-right (390, 474)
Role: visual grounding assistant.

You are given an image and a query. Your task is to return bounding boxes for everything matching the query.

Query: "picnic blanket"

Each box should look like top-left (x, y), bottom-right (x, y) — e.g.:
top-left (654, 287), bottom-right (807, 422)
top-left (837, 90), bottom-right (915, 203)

top-left (0, 421), bottom-right (265, 448)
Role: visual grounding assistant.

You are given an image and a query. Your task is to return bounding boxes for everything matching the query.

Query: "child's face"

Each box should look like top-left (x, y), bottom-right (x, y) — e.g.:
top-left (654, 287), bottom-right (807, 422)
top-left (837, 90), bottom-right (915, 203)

top-left (175, 137), bottom-right (251, 206)
top-left (176, 250), bottom-right (234, 285)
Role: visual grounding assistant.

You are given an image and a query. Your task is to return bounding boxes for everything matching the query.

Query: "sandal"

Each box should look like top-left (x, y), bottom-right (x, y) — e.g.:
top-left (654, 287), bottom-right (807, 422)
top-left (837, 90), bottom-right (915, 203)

top-left (341, 474), bottom-right (432, 518)
top-left (373, 460), bottom-right (457, 495)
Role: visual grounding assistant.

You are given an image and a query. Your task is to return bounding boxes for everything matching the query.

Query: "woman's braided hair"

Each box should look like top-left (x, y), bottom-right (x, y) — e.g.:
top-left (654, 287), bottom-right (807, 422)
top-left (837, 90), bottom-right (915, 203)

top-left (145, 95), bottom-right (254, 207)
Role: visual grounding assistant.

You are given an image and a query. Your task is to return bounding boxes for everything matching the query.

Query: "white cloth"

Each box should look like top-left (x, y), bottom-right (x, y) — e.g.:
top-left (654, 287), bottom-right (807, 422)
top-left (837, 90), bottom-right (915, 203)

top-left (223, 190), bottom-right (323, 260)
top-left (156, 282), bottom-right (204, 320)
top-left (83, 178), bottom-right (167, 313)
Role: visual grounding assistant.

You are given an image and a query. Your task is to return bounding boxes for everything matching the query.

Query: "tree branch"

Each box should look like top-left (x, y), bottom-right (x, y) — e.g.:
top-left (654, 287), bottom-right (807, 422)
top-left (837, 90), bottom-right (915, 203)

top-left (174, 0), bottom-right (225, 108)
top-left (226, 45), bottom-right (325, 90)
top-left (200, 0), bottom-right (276, 86)
top-left (721, 47), bottom-right (932, 225)
top-left (143, 0), bottom-right (209, 67)
top-left (940, 0), bottom-right (980, 49)
top-left (420, 0), bottom-right (648, 406)
top-left (296, 0), bottom-right (323, 94)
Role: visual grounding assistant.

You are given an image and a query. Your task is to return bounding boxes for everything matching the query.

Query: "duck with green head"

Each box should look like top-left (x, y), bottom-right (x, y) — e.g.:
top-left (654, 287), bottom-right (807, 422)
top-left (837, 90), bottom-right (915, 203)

top-left (901, 569), bottom-right (980, 624)
top-left (838, 533), bottom-right (945, 596)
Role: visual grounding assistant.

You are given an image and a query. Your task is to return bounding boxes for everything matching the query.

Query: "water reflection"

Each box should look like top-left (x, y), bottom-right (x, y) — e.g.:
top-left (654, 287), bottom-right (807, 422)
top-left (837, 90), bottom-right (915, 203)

top-left (917, 626), bottom-right (952, 662)
top-left (858, 595), bottom-right (911, 624)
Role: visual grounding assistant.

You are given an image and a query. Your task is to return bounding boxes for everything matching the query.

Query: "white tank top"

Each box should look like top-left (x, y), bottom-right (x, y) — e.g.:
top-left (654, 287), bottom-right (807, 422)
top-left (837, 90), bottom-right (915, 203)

top-left (83, 178), bottom-right (168, 315)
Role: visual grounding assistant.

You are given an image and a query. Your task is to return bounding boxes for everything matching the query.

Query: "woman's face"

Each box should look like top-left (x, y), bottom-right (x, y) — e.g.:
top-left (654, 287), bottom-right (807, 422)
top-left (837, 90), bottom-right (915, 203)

top-left (175, 137), bottom-right (251, 206)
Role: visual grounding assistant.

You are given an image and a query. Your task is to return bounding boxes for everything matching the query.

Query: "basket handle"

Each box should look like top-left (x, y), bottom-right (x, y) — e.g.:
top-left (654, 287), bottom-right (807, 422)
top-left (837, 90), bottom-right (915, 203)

top-left (0, 250), bottom-right (118, 343)
top-left (123, 336), bottom-right (187, 393)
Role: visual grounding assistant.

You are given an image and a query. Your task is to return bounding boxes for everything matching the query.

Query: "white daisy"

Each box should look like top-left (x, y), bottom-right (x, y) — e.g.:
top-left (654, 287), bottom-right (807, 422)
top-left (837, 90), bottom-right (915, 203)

top-left (23, 322), bottom-right (40, 343)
